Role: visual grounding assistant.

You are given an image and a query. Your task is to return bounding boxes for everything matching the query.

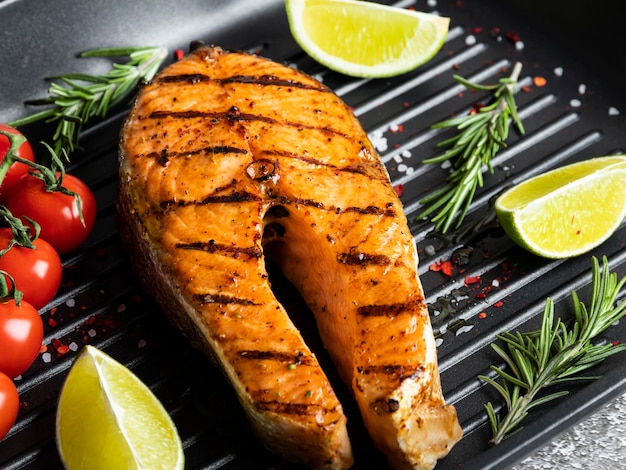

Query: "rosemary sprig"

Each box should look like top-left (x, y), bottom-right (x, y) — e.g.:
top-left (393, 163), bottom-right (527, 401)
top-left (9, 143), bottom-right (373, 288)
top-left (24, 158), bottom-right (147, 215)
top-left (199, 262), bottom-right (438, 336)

top-left (480, 256), bottom-right (626, 445)
top-left (418, 62), bottom-right (525, 233)
top-left (9, 46), bottom-right (167, 155)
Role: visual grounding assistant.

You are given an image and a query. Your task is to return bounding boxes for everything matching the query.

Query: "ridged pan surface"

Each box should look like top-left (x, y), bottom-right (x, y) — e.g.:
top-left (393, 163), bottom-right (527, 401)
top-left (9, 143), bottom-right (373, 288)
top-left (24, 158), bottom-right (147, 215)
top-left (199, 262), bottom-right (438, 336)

top-left (0, 0), bottom-right (624, 469)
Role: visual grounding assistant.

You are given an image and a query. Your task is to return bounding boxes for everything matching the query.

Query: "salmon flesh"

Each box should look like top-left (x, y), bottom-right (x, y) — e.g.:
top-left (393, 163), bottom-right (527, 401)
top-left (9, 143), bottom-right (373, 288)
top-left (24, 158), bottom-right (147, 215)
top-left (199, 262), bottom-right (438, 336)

top-left (117, 45), bottom-right (462, 469)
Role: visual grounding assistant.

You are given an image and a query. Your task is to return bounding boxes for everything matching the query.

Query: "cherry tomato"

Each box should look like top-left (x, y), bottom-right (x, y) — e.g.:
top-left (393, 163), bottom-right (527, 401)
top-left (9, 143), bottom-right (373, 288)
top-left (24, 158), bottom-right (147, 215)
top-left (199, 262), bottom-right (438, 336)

top-left (6, 173), bottom-right (97, 254)
top-left (0, 299), bottom-right (43, 379)
top-left (0, 372), bottom-right (19, 441)
top-left (0, 124), bottom-right (35, 202)
top-left (0, 228), bottom-right (62, 310)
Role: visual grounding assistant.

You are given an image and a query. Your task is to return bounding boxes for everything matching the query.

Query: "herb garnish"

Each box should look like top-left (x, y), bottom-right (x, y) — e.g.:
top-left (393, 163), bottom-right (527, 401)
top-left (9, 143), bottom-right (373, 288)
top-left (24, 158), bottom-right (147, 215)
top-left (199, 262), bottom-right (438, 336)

top-left (418, 62), bottom-right (525, 233)
top-left (9, 46), bottom-right (167, 155)
top-left (480, 256), bottom-right (626, 445)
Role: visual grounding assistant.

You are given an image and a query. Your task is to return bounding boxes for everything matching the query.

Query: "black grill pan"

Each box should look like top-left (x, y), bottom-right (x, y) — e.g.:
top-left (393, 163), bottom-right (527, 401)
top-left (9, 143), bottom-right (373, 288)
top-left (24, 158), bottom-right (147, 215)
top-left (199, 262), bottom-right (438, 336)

top-left (1, 0), bottom-right (625, 469)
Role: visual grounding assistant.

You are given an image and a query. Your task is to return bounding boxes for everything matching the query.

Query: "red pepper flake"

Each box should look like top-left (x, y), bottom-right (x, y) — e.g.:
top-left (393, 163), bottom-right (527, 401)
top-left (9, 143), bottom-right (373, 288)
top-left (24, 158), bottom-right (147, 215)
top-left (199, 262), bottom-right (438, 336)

top-left (429, 259), bottom-right (453, 277)
top-left (39, 344), bottom-right (48, 353)
top-left (505, 31), bottom-right (521, 43)
top-left (533, 76), bottom-right (547, 87)
top-left (402, 101), bottom-right (410, 108)
top-left (50, 307), bottom-right (58, 315)
top-left (393, 184), bottom-right (404, 197)
top-left (475, 292), bottom-right (487, 300)
top-left (478, 312), bottom-right (487, 319)
top-left (464, 275), bottom-right (480, 286)
top-left (131, 294), bottom-right (143, 304)
top-left (521, 85), bottom-right (532, 93)
top-left (493, 301), bottom-right (504, 308)
top-left (175, 49), bottom-right (184, 61)
top-left (472, 26), bottom-right (484, 35)
top-left (56, 344), bottom-right (70, 355)
top-left (612, 340), bottom-right (621, 346)
top-left (48, 318), bottom-right (58, 327)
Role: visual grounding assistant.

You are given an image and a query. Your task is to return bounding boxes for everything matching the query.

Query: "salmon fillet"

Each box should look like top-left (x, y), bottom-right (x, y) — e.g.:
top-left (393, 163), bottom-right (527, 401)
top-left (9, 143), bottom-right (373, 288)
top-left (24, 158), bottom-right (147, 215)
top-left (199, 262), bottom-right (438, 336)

top-left (118, 45), bottom-right (462, 469)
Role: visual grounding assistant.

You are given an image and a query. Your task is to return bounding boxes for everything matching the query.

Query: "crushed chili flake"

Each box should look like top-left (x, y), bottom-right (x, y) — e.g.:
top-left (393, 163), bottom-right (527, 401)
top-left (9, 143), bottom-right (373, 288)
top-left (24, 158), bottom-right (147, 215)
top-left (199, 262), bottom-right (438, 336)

top-left (475, 292), bottom-right (487, 299)
top-left (393, 184), bottom-right (404, 197)
top-left (472, 26), bottom-right (484, 34)
top-left (533, 76), bottom-right (547, 87)
top-left (56, 345), bottom-right (70, 355)
top-left (478, 312), bottom-right (487, 319)
top-left (48, 318), bottom-right (58, 327)
top-left (39, 344), bottom-right (48, 353)
top-left (493, 301), bottom-right (504, 308)
top-left (175, 49), bottom-right (184, 61)
top-left (464, 275), bottom-right (481, 286)
top-left (505, 31), bottom-right (521, 43)
top-left (612, 340), bottom-right (621, 346)
top-left (430, 259), bottom-right (453, 277)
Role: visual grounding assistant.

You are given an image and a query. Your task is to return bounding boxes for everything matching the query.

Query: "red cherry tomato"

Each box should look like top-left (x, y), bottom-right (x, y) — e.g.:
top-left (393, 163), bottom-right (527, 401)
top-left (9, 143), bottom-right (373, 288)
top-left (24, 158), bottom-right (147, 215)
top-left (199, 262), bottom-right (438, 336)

top-left (0, 372), bottom-right (19, 441)
top-left (0, 299), bottom-right (43, 379)
top-left (0, 124), bottom-right (35, 202)
top-left (6, 173), bottom-right (97, 254)
top-left (0, 228), bottom-right (62, 310)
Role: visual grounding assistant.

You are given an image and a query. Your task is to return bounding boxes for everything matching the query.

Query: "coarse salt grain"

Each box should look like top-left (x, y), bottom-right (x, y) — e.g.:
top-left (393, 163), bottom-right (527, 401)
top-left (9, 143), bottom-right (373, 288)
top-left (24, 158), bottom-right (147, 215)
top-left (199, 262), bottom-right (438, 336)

top-left (88, 329), bottom-right (97, 338)
top-left (465, 35), bottom-right (477, 46)
top-left (570, 99), bottom-right (582, 108)
top-left (66, 298), bottom-right (75, 308)
top-left (492, 279), bottom-right (500, 288)
top-left (401, 149), bottom-right (412, 158)
top-left (394, 154), bottom-right (403, 163)
top-left (69, 342), bottom-right (79, 352)
top-left (441, 160), bottom-right (452, 170)
top-left (578, 84), bottom-right (587, 95)
top-left (456, 324), bottom-right (475, 336)
top-left (609, 107), bottom-right (620, 116)
top-left (515, 41), bottom-right (525, 51)
top-left (117, 304), bottom-right (127, 313)
top-left (398, 163), bottom-right (408, 172)
top-left (138, 339), bottom-right (147, 348)
top-left (405, 167), bottom-right (415, 175)
top-left (42, 352), bottom-right (52, 363)
top-left (427, 0), bottom-right (437, 6)
top-left (389, 123), bottom-right (400, 133)
top-left (554, 67), bottom-right (564, 77)
top-left (435, 337), bottom-right (444, 347)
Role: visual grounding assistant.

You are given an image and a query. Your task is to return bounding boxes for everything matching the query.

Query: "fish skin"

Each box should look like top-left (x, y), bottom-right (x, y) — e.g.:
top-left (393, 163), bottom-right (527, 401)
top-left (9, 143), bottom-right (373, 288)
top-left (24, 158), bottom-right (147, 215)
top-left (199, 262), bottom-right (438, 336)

top-left (118, 45), bottom-right (462, 469)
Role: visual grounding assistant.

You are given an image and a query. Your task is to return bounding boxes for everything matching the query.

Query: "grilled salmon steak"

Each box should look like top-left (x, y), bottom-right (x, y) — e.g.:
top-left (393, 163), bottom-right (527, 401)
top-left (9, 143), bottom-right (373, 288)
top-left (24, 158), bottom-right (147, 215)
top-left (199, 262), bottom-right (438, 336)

top-left (118, 45), bottom-right (462, 469)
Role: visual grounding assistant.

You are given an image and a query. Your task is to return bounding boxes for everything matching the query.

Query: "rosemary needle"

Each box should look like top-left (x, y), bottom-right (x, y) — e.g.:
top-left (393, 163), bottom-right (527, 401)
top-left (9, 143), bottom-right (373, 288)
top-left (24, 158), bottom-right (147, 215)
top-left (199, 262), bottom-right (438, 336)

top-left (9, 46), bottom-right (168, 155)
top-left (479, 256), bottom-right (626, 445)
top-left (418, 62), bottom-right (525, 233)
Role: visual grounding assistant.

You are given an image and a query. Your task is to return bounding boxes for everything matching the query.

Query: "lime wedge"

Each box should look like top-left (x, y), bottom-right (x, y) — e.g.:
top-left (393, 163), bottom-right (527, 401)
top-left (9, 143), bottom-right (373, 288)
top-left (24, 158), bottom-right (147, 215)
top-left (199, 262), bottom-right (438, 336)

top-left (285, 0), bottom-right (450, 78)
top-left (495, 156), bottom-right (626, 259)
top-left (56, 346), bottom-right (184, 470)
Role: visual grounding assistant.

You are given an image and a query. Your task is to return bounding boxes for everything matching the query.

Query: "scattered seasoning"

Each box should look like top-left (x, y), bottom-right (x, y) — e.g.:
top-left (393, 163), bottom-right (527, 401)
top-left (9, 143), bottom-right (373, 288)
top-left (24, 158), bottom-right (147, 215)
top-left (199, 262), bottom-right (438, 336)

top-left (88, 328), bottom-right (97, 338)
top-left (429, 259), bottom-right (454, 277)
top-left (554, 67), bottom-right (564, 77)
top-left (305, 390), bottom-right (312, 398)
top-left (465, 35), bottom-right (477, 46)
top-left (42, 352), bottom-right (52, 363)
top-left (393, 184), bottom-right (404, 197)
top-left (175, 49), bottom-right (184, 61)
top-left (66, 298), bottom-right (76, 308)
top-left (117, 304), bottom-right (127, 313)
top-left (609, 107), bottom-right (620, 116)
top-left (479, 312), bottom-right (488, 319)
top-left (138, 339), bottom-right (147, 348)
top-left (578, 84), bottom-right (587, 95)
top-left (464, 275), bottom-right (481, 286)
top-left (569, 98), bottom-right (582, 108)
top-left (533, 76), bottom-right (547, 87)
top-left (69, 342), bottom-right (79, 352)
top-left (424, 244), bottom-right (436, 257)
top-left (493, 301), bottom-right (504, 308)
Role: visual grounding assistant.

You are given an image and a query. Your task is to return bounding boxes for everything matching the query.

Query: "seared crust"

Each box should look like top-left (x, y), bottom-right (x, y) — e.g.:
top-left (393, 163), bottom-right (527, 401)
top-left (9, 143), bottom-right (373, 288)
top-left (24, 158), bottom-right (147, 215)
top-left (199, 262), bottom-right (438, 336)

top-left (118, 45), bottom-right (461, 470)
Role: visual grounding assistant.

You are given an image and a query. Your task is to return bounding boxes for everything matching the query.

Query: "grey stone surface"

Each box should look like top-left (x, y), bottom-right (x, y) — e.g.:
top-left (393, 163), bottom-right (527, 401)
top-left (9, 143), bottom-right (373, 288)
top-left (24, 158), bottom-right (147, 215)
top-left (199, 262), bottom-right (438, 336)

top-left (513, 392), bottom-right (626, 469)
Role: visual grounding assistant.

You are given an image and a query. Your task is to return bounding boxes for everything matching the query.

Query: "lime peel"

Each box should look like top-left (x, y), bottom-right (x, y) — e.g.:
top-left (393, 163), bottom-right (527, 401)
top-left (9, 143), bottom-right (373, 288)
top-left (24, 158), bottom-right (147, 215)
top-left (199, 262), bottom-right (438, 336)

top-left (286, 0), bottom-right (450, 78)
top-left (495, 156), bottom-right (626, 258)
top-left (56, 345), bottom-right (184, 470)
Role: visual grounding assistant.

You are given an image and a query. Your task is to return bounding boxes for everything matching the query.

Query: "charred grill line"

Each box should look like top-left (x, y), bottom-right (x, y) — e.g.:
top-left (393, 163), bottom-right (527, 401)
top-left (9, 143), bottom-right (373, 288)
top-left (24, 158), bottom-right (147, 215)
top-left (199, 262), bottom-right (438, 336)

top-left (239, 350), bottom-right (313, 365)
top-left (160, 191), bottom-right (263, 209)
top-left (142, 145), bottom-right (248, 166)
top-left (155, 73), bottom-right (328, 92)
top-left (193, 293), bottom-right (259, 306)
top-left (255, 401), bottom-right (333, 417)
top-left (357, 364), bottom-right (425, 382)
top-left (357, 298), bottom-right (425, 317)
top-left (176, 240), bottom-right (262, 260)
top-left (147, 108), bottom-right (353, 141)
top-left (337, 251), bottom-right (392, 266)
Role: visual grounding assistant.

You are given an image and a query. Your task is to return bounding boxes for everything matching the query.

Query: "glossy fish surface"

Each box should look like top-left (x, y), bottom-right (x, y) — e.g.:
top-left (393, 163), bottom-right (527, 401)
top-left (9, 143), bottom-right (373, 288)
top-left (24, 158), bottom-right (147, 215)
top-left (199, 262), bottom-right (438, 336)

top-left (118, 45), bottom-right (462, 469)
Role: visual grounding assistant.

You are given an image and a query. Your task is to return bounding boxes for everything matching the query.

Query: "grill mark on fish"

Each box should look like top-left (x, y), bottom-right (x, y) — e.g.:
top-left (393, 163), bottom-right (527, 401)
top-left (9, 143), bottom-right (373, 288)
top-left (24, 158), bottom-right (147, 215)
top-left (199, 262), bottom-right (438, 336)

top-left (176, 240), bottom-right (262, 260)
top-left (357, 364), bottom-right (425, 381)
top-left (156, 73), bottom-right (328, 92)
top-left (160, 191), bottom-right (262, 209)
top-left (261, 149), bottom-right (388, 180)
top-left (256, 400), bottom-right (335, 417)
top-left (356, 298), bottom-right (425, 318)
top-left (337, 251), bottom-right (392, 266)
top-left (239, 350), bottom-right (313, 366)
top-left (142, 145), bottom-right (248, 167)
top-left (147, 107), bottom-right (353, 140)
top-left (192, 293), bottom-right (259, 306)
